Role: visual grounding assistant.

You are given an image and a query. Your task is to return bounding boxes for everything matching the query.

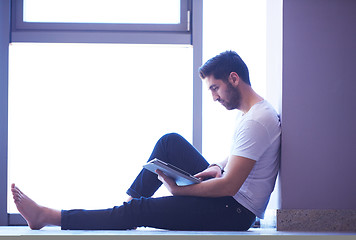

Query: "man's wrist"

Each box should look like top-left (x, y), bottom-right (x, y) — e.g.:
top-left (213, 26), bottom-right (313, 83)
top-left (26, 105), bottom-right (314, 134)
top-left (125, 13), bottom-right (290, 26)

top-left (208, 163), bottom-right (225, 174)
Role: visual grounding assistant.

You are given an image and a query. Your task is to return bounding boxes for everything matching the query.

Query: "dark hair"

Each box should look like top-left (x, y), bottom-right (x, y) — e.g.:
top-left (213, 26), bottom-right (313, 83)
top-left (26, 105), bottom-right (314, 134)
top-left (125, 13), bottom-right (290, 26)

top-left (199, 50), bottom-right (250, 86)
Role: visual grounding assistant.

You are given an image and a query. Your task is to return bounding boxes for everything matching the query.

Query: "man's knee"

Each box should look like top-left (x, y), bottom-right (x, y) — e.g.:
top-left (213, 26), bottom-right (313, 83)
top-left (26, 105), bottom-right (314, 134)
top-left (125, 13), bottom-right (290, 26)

top-left (160, 132), bottom-right (185, 143)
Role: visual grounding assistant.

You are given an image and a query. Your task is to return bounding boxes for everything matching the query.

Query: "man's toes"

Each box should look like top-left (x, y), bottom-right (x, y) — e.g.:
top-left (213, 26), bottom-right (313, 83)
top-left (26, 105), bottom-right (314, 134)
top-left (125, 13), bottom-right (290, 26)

top-left (13, 195), bottom-right (20, 202)
top-left (11, 190), bottom-right (20, 199)
top-left (17, 188), bottom-right (24, 195)
top-left (11, 187), bottom-right (23, 196)
top-left (11, 187), bottom-right (19, 194)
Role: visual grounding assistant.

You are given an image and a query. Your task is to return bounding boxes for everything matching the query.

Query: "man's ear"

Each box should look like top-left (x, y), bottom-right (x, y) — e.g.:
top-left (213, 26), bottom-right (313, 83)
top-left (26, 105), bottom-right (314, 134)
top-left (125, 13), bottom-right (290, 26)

top-left (228, 72), bottom-right (240, 87)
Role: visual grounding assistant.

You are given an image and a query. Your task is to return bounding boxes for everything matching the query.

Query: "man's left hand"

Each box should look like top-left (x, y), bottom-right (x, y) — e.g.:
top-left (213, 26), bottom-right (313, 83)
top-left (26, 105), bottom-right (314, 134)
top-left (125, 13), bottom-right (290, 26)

top-left (156, 170), bottom-right (180, 195)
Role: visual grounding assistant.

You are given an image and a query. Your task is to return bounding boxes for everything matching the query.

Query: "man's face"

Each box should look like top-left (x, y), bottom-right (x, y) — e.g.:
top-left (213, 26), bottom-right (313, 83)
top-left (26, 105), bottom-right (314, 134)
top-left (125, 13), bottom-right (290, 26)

top-left (204, 75), bottom-right (241, 110)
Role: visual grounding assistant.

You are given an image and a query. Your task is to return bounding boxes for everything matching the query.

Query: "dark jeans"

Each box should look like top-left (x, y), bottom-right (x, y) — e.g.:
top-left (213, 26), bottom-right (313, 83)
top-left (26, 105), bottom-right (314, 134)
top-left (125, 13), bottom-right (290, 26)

top-left (61, 133), bottom-right (256, 231)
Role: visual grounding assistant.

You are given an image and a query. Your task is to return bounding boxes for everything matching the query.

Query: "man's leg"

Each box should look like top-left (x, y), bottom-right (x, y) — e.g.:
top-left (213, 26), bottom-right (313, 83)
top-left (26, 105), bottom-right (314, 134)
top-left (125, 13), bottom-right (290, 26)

top-left (12, 183), bottom-right (255, 231)
top-left (127, 133), bottom-right (209, 198)
top-left (61, 195), bottom-right (256, 231)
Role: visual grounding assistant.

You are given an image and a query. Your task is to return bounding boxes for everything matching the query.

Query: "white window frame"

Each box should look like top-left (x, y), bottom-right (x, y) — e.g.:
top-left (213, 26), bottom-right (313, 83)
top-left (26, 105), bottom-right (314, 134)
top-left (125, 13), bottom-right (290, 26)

top-left (1, 0), bottom-right (203, 226)
top-left (11, 0), bottom-right (192, 44)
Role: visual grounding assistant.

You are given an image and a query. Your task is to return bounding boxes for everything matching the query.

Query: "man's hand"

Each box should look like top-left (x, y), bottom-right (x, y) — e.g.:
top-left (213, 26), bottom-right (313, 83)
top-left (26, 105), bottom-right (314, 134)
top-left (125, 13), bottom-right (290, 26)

top-left (156, 170), bottom-right (180, 195)
top-left (194, 166), bottom-right (222, 181)
top-left (156, 156), bottom-right (255, 198)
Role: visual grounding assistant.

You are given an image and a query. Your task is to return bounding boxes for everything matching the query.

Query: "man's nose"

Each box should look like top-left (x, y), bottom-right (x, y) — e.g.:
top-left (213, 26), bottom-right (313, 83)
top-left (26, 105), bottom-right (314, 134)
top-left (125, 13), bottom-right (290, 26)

top-left (212, 92), bottom-right (220, 102)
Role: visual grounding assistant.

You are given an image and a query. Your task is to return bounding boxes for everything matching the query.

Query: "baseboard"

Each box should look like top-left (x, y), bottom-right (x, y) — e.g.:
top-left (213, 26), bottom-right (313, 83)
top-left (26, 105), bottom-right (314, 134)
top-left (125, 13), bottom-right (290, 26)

top-left (277, 209), bottom-right (356, 232)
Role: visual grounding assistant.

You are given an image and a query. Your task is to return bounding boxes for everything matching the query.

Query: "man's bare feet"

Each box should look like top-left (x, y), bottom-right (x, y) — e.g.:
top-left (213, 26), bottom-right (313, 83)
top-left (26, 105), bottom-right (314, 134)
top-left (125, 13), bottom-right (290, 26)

top-left (11, 184), bottom-right (61, 230)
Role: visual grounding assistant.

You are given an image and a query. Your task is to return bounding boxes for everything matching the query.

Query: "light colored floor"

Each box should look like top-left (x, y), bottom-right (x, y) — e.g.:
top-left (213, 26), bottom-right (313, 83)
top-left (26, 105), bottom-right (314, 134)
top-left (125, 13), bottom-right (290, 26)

top-left (0, 226), bottom-right (355, 238)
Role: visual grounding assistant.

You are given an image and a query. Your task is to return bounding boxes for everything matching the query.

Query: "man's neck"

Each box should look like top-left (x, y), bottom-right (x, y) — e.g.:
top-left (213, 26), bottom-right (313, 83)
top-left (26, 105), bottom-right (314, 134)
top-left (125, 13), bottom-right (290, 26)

top-left (239, 85), bottom-right (264, 114)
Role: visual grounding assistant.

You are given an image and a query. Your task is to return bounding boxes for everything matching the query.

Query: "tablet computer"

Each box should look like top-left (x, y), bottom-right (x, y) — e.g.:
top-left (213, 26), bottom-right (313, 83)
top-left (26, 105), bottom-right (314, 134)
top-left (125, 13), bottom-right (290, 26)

top-left (143, 158), bottom-right (202, 186)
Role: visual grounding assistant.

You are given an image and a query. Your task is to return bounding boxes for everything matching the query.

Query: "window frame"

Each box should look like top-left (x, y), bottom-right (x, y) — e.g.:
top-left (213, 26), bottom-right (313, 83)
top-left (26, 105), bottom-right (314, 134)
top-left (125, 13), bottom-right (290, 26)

top-left (1, 0), bottom-right (203, 226)
top-left (11, 0), bottom-right (192, 44)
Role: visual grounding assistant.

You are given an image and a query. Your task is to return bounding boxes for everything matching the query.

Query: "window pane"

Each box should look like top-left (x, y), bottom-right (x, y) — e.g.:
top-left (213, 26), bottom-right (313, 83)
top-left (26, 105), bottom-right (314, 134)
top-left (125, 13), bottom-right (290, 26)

top-left (8, 43), bottom-right (192, 212)
top-left (23, 0), bottom-right (181, 24)
top-left (202, 0), bottom-right (267, 162)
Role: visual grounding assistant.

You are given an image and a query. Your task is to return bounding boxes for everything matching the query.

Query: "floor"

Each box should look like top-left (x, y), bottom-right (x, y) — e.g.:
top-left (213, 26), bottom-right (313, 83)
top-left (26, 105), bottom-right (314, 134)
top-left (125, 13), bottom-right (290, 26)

top-left (0, 226), bottom-right (355, 240)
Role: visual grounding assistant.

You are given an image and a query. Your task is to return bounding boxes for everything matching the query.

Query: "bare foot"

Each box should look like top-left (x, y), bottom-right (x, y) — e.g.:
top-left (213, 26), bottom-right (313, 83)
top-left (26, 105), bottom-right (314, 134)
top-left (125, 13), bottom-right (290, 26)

top-left (11, 184), bottom-right (60, 230)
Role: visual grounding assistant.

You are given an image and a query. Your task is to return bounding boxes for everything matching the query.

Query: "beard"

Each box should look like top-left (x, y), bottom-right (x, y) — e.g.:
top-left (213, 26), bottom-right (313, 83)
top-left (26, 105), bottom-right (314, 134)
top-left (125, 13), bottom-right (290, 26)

top-left (219, 82), bottom-right (241, 110)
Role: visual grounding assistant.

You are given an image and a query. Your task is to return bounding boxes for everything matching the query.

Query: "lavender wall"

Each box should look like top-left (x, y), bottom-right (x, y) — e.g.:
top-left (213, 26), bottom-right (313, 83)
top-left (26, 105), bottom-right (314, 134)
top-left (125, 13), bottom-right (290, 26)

top-left (281, 0), bottom-right (356, 209)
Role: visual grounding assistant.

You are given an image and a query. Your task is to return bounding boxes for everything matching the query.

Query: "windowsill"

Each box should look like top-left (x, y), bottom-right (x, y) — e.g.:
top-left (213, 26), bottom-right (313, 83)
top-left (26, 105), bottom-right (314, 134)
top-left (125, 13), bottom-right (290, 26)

top-left (1, 226), bottom-right (355, 238)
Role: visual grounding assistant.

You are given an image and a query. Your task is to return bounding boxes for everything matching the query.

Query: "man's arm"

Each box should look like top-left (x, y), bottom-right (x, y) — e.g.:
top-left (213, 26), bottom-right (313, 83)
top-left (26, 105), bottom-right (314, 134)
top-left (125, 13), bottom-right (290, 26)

top-left (157, 155), bottom-right (255, 197)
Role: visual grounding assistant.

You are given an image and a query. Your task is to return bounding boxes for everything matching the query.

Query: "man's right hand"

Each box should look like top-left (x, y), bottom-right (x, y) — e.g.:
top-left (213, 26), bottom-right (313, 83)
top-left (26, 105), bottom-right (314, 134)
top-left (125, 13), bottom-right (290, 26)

top-left (194, 166), bottom-right (222, 181)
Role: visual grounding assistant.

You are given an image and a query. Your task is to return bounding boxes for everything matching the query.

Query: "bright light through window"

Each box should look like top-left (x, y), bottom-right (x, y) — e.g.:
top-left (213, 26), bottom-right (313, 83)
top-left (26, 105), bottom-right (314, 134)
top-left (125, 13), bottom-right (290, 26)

top-left (203, 0), bottom-right (267, 167)
top-left (8, 43), bottom-right (192, 212)
top-left (23, 0), bottom-right (181, 24)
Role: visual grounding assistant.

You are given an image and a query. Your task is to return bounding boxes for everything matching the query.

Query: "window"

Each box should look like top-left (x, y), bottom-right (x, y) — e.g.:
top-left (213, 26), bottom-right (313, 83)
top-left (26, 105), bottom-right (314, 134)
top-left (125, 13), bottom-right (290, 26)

top-left (13, 0), bottom-right (189, 33)
top-left (7, 43), bottom-right (192, 212)
top-left (23, 0), bottom-right (181, 24)
top-left (2, 0), bottom-right (203, 225)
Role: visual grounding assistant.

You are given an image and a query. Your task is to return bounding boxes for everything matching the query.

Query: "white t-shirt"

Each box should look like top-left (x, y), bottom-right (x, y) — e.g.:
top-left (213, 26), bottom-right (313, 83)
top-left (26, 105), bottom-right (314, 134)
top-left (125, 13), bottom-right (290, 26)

top-left (230, 100), bottom-right (281, 219)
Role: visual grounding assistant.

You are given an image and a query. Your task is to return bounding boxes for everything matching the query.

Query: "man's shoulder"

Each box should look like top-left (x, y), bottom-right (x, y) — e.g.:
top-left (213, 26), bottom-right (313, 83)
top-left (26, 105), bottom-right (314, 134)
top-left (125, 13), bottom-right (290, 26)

top-left (245, 101), bottom-right (280, 125)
